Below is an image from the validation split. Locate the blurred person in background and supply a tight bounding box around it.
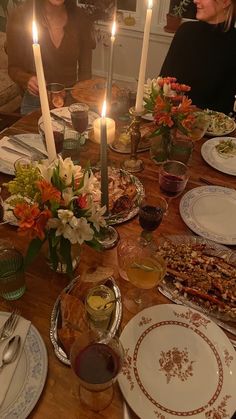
[6,0,96,114]
[160,0,236,114]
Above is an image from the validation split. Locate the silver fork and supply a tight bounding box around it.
[0,309,20,342]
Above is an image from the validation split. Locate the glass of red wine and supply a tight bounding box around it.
[70,329,124,412]
[69,103,89,134]
[159,160,189,198]
[139,196,168,248]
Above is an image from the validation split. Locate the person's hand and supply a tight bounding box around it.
[27,76,39,96]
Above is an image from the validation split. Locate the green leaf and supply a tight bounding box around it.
[24,237,45,269]
[86,237,103,251]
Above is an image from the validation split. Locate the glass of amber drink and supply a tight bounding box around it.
[117,236,166,313]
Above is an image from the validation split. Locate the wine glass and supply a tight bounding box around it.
[68,103,89,151]
[68,103,89,133]
[139,196,168,248]
[70,329,124,412]
[159,160,189,199]
[117,236,166,313]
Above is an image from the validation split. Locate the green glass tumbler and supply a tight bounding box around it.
[0,248,26,300]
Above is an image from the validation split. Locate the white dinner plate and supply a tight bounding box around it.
[205,110,236,137]
[38,107,99,132]
[118,304,236,419]
[0,312,48,419]
[0,134,47,176]
[201,137,236,176]
[179,186,236,244]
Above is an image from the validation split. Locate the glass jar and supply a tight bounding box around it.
[85,285,115,330]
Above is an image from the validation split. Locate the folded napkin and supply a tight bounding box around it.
[0,315,31,407]
[0,134,47,175]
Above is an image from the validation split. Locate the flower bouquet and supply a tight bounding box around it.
[144,76,197,137]
[4,157,107,276]
[143,77,209,163]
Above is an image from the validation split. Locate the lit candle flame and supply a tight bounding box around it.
[148,0,153,9]
[32,21,38,44]
[102,100,107,118]
[111,20,116,37]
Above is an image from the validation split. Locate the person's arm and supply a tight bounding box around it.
[6,8,38,94]
[77,14,96,81]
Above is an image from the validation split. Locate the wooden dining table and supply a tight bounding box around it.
[0,109,235,419]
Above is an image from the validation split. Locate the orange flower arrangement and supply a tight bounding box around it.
[144,76,197,137]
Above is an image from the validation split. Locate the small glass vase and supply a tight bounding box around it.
[46,242,81,275]
[150,130,193,166]
[150,131,171,164]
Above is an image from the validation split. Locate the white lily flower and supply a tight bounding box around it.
[37,159,54,182]
[58,157,76,186]
[80,171,101,197]
[62,187,74,206]
[88,204,106,232]
[58,209,74,224]
[64,217,94,244]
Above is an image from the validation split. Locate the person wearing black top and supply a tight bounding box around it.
[160,0,236,114]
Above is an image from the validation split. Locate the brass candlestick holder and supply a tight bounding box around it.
[121,107,145,173]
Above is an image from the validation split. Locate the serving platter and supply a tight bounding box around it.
[156,234,236,324]
[109,137,151,154]
[118,304,236,419]
[50,276,122,365]
[201,137,236,176]
[205,110,236,136]
[93,167,145,225]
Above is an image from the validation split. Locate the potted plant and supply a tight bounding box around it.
[164,0,192,33]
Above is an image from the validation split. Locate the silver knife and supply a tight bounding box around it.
[1,146,29,158]
[8,135,48,158]
[158,285,236,337]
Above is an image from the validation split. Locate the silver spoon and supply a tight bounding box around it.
[0,335,21,369]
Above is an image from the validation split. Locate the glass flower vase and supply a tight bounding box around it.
[150,131,171,164]
[46,236,81,275]
[150,130,193,166]
[169,131,194,165]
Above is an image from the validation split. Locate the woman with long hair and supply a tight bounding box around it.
[7,0,96,114]
[161,0,236,114]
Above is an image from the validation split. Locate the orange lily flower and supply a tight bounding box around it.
[14,202,51,240]
[37,180,61,203]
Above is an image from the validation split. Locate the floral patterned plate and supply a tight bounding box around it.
[118,304,236,419]
[0,312,48,419]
